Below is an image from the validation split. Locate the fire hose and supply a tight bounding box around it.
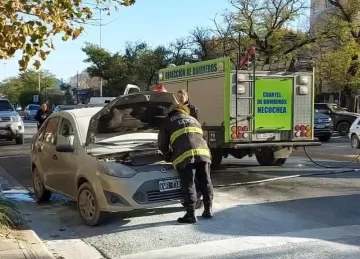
[213,146,360,188]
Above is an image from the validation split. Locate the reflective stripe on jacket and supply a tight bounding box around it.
[158,111,211,169]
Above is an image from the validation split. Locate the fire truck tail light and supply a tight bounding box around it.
[242,133,249,138]
[294,124,311,138]
[242,126,249,131]
[231,126,237,133]
[237,126,242,132]
[231,133,236,139]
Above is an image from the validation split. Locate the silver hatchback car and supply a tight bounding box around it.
[30,92,184,226]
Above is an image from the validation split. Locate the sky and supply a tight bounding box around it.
[0,0,232,82]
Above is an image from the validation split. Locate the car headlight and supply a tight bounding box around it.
[98,162,137,178]
[11,115,22,122]
[328,118,331,121]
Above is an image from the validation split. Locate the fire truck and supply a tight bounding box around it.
[157,55,320,169]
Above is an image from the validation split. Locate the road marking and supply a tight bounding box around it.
[122,225,360,259]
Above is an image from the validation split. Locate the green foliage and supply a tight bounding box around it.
[0,70,58,106]
[0,0,135,71]
[226,0,313,64]
[82,41,172,95]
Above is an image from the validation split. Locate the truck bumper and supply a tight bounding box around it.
[233,141,321,149]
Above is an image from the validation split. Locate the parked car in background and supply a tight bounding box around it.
[30,91,184,226]
[0,98,24,144]
[24,104,40,120]
[314,111,333,142]
[314,103,359,136]
[349,117,360,149]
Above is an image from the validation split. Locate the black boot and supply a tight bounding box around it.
[178,205,197,224]
[202,201,213,219]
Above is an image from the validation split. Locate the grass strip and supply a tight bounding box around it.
[0,197,20,229]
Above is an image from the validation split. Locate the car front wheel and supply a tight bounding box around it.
[318,134,331,142]
[337,122,351,136]
[77,182,107,226]
[15,135,24,145]
[351,134,360,149]
[33,167,51,202]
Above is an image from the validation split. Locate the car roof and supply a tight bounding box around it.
[61,107,103,118]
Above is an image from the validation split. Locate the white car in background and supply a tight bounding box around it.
[349,117,360,149]
[30,91,183,226]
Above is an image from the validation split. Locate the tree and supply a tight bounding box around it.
[312,0,360,110]
[0,70,58,106]
[0,0,135,70]
[67,71,100,89]
[222,0,315,64]
[82,41,171,95]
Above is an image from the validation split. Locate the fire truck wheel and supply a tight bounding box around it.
[255,149,286,166]
[210,148,223,170]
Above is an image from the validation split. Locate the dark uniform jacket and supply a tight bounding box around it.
[35,109,52,126]
[184,100,199,120]
[158,110,211,170]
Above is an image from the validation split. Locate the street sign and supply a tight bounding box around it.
[33,95,39,103]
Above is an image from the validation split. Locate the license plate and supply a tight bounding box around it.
[159,179,182,192]
[0,130,7,135]
[256,133,274,139]
[315,125,325,129]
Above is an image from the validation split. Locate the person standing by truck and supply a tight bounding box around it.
[35,103,52,130]
[158,104,214,224]
[177,89,199,120]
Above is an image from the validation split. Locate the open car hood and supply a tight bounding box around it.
[85,91,178,148]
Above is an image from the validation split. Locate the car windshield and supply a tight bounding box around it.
[328,104,346,113]
[0,100,14,111]
[29,105,40,110]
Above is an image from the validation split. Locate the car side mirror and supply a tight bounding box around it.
[55,143,74,153]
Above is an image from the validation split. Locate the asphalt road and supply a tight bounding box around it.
[1,122,360,258]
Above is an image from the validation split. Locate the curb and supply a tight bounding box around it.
[292,150,360,163]
[12,229,55,259]
[0,166,55,259]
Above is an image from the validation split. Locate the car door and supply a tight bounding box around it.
[35,116,60,188]
[50,116,78,197]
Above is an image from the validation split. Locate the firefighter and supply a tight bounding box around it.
[176,89,199,120]
[158,104,214,224]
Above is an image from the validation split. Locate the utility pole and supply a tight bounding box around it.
[76,71,79,104]
[99,9,103,97]
[38,70,41,104]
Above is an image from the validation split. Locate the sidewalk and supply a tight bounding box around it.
[0,167,55,259]
[0,229,54,259]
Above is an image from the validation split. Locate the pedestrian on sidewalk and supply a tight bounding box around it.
[158,104,214,224]
[35,103,52,130]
